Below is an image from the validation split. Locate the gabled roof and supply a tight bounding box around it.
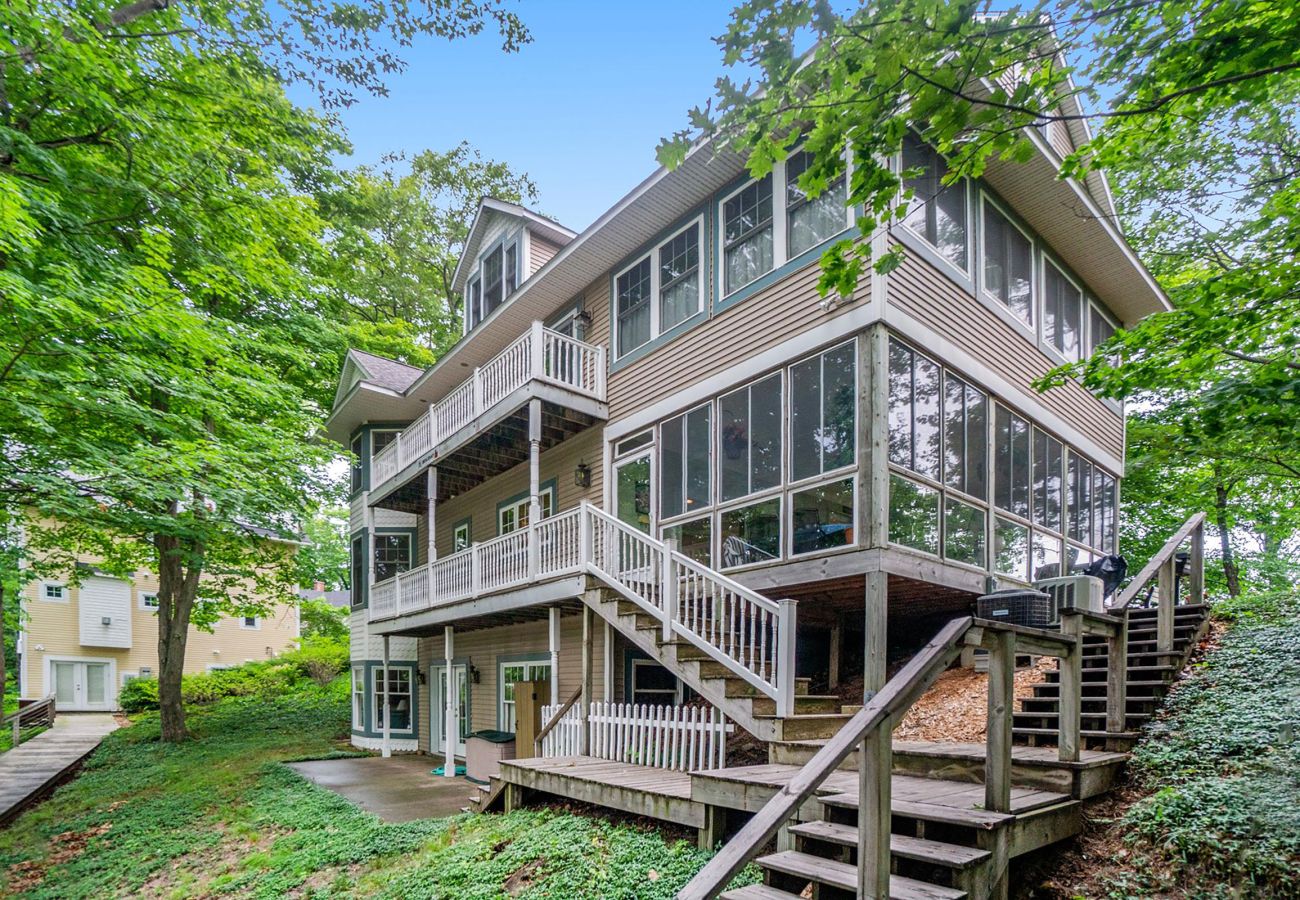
[450,198,577,294]
[332,349,422,411]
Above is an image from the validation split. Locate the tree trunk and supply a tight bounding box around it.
[1,580,7,713]
[1213,477,1241,597]
[154,530,204,742]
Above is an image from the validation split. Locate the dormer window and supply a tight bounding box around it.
[467,237,521,331]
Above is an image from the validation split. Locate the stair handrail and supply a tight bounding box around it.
[677,611,1123,900]
[1114,512,1206,610]
[579,502,796,713]
[534,686,583,756]
[4,693,56,748]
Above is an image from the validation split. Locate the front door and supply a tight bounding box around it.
[431,664,469,758]
[51,660,113,711]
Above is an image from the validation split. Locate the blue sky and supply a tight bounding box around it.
[327,2,741,231]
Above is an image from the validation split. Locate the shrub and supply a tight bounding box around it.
[280,636,350,686]
[118,677,160,713]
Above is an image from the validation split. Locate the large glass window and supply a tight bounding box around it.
[659,222,701,331]
[1093,468,1117,552]
[944,497,986,567]
[993,406,1030,519]
[351,667,365,730]
[1032,429,1064,534]
[374,533,412,582]
[720,498,781,568]
[943,373,987,499]
[790,342,856,482]
[616,257,652,357]
[888,339,941,482]
[786,149,848,258]
[994,517,1030,580]
[889,475,940,555]
[661,404,711,520]
[467,277,483,328]
[350,535,365,606]
[723,175,774,294]
[1088,305,1116,357]
[791,478,854,556]
[500,659,551,731]
[1043,260,1082,361]
[373,667,412,733]
[902,135,968,270]
[719,374,782,501]
[982,201,1034,327]
[350,434,364,493]
[1032,531,1063,580]
[504,244,518,297]
[663,516,711,565]
[482,244,504,315]
[1068,454,1093,545]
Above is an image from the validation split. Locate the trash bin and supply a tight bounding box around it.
[465,730,516,783]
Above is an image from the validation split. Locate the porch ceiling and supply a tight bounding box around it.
[372,401,599,514]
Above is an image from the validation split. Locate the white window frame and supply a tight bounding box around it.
[240,616,260,630]
[630,659,683,706]
[453,521,472,553]
[978,191,1037,336]
[498,485,555,535]
[897,137,971,280]
[613,215,705,360]
[498,657,552,731]
[40,581,68,602]
[787,339,859,488]
[718,148,854,301]
[351,666,365,730]
[1041,255,1086,365]
[139,591,159,611]
[371,665,415,735]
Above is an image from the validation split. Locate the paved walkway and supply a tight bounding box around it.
[0,713,119,826]
[287,755,478,823]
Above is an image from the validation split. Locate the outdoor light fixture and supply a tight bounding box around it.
[574,461,592,488]
[574,310,592,336]
[417,670,427,686]
[469,663,481,684]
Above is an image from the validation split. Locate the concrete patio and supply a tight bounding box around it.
[287,755,478,823]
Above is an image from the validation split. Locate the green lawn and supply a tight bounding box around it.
[0,679,746,899]
[1092,589,1300,897]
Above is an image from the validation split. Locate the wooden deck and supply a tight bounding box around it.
[498,756,704,827]
[0,714,119,826]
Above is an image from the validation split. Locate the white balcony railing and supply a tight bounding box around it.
[368,501,799,718]
[370,323,606,489]
[539,701,732,772]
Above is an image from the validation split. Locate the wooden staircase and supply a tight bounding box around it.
[1013,604,1211,750]
[585,585,853,742]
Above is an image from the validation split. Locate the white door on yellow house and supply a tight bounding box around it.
[431,664,469,758]
[50,659,113,711]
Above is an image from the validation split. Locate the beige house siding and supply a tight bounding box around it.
[21,570,298,703]
[432,427,603,555]
[529,234,564,276]
[886,241,1125,461]
[415,612,607,754]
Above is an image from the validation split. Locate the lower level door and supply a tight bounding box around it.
[431,664,469,758]
[51,660,113,711]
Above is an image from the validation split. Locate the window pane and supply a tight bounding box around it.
[1032,530,1062,580]
[791,356,820,482]
[685,405,711,513]
[1044,261,1081,361]
[1089,306,1116,356]
[1093,469,1115,551]
[374,534,411,582]
[944,374,987,499]
[889,474,939,555]
[351,537,365,605]
[660,416,683,519]
[660,223,700,330]
[983,203,1033,326]
[720,374,782,502]
[483,245,504,313]
[888,339,914,470]
[720,498,781,568]
[505,244,518,296]
[902,135,967,270]
[350,435,363,493]
[663,517,711,565]
[821,343,857,471]
[719,387,749,502]
[888,339,939,481]
[1068,454,1093,544]
[616,257,652,356]
[787,150,847,257]
[994,517,1030,580]
[944,498,986,566]
[791,478,854,556]
[994,406,1030,518]
[1032,429,1063,532]
[724,176,774,293]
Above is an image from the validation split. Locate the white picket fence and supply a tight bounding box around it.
[538,701,733,772]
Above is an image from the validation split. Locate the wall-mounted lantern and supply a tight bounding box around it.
[574,461,592,489]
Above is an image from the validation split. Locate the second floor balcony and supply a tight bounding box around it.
[369,322,606,503]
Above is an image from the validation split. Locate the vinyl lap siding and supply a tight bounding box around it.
[886,242,1124,460]
[529,234,564,277]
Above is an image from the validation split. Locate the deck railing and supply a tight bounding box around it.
[676,608,1129,900]
[1113,512,1206,653]
[370,322,605,489]
[368,501,798,718]
[3,694,56,749]
[539,701,732,772]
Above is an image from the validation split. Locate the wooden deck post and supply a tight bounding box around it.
[858,323,890,551]
[381,635,391,759]
[699,804,725,851]
[858,723,892,900]
[828,614,843,691]
[864,570,888,699]
[1106,609,1129,750]
[1058,614,1082,763]
[661,538,678,644]
[603,620,614,701]
[444,625,456,777]
[1188,521,1205,605]
[984,629,1015,813]
[548,607,561,707]
[1156,557,1176,653]
[580,604,594,756]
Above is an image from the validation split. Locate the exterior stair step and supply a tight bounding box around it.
[789,820,992,870]
[751,850,966,900]
[1013,727,1139,743]
[819,792,1013,832]
[751,712,856,740]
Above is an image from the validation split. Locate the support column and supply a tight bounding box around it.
[828,613,843,691]
[863,570,888,700]
[548,607,561,707]
[580,604,594,756]
[426,467,437,564]
[603,620,614,701]
[857,323,890,551]
[984,629,1014,813]
[364,496,376,600]
[444,625,456,778]
[1156,556,1176,653]
[381,634,391,758]
[859,568,890,899]
[528,398,542,579]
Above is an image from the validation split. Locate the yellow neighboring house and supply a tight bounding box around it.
[18,552,300,712]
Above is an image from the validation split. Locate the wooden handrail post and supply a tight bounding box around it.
[580,604,594,756]
[776,598,798,718]
[11,711,18,748]
[985,629,1015,813]
[661,539,678,643]
[1106,609,1129,750]
[1188,521,1205,605]
[471,365,483,415]
[858,723,892,900]
[531,319,546,378]
[1156,557,1176,652]
[578,502,592,568]
[1058,613,1083,763]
